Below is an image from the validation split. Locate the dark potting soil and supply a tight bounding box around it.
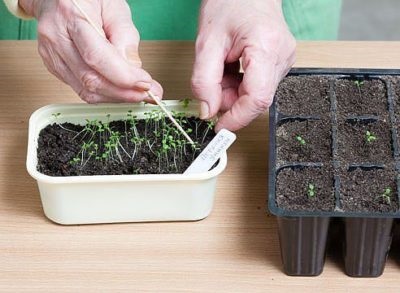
[276,119,331,163]
[37,117,215,176]
[340,168,398,213]
[276,167,335,212]
[392,77,400,145]
[335,78,387,117]
[276,75,330,116]
[337,120,392,164]
[394,77,400,114]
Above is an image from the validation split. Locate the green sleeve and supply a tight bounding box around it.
[283,0,342,40]
[129,0,201,40]
[0,0,342,41]
[0,0,37,39]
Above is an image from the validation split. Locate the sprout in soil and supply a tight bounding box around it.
[365,130,377,143]
[180,98,191,109]
[201,120,216,144]
[64,108,211,174]
[51,112,76,133]
[354,80,364,98]
[379,187,392,205]
[307,183,315,198]
[296,135,306,146]
[354,80,364,88]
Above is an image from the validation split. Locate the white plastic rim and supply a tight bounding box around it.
[26,101,227,224]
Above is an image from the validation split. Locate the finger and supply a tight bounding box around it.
[68,19,152,90]
[56,38,162,102]
[219,74,240,112]
[40,49,110,104]
[215,49,277,132]
[101,0,142,66]
[191,35,227,119]
[39,42,151,104]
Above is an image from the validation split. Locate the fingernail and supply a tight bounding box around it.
[135,81,152,91]
[200,102,209,119]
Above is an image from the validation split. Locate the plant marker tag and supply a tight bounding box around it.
[184,129,236,174]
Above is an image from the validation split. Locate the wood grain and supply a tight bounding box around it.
[1,41,400,292]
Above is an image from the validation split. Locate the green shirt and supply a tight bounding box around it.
[0,0,342,40]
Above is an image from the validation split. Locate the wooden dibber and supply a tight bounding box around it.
[71,0,195,145]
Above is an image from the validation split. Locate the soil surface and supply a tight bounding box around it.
[37,117,215,176]
[276,75,331,116]
[276,167,335,212]
[276,119,332,163]
[340,168,398,213]
[394,76,400,115]
[274,74,399,214]
[392,77,400,146]
[337,120,392,164]
[335,78,387,117]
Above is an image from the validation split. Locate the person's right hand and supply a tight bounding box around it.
[19,0,163,103]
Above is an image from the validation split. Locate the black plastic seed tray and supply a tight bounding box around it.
[268,68,400,277]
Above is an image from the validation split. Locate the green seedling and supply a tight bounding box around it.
[365,130,377,143]
[296,135,306,145]
[201,120,216,144]
[180,98,191,109]
[354,80,364,88]
[354,80,364,98]
[51,112,76,133]
[379,187,392,205]
[69,157,81,165]
[307,183,316,198]
[67,107,215,173]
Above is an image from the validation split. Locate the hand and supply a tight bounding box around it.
[192,0,296,131]
[19,0,163,103]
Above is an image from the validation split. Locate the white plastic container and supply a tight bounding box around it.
[26,101,227,225]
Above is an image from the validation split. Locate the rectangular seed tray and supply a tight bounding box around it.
[268,68,400,277]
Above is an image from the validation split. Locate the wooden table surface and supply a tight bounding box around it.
[1,41,400,292]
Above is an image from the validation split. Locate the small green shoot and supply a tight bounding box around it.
[354,80,364,88]
[296,135,306,145]
[365,130,377,143]
[51,112,76,133]
[379,187,392,205]
[66,108,209,173]
[307,183,315,198]
[52,113,61,119]
[354,80,364,98]
[201,119,216,144]
[180,98,191,109]
[69,157,81,165]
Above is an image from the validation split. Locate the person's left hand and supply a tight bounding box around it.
[192,0,296,131]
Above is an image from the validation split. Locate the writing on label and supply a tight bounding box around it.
[184,129,236,174]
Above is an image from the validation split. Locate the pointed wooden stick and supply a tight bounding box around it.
[147,91,194,144]
[71,0,195,145]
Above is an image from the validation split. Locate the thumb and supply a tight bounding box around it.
[102,0,142,67]
[191,35,226,119]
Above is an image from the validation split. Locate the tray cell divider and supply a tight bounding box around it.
[385,79,400,210]
[330,76,341,210]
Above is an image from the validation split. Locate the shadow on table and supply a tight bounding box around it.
[231,116,282,272]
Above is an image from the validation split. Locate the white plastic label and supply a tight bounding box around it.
[184,129,236,174]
